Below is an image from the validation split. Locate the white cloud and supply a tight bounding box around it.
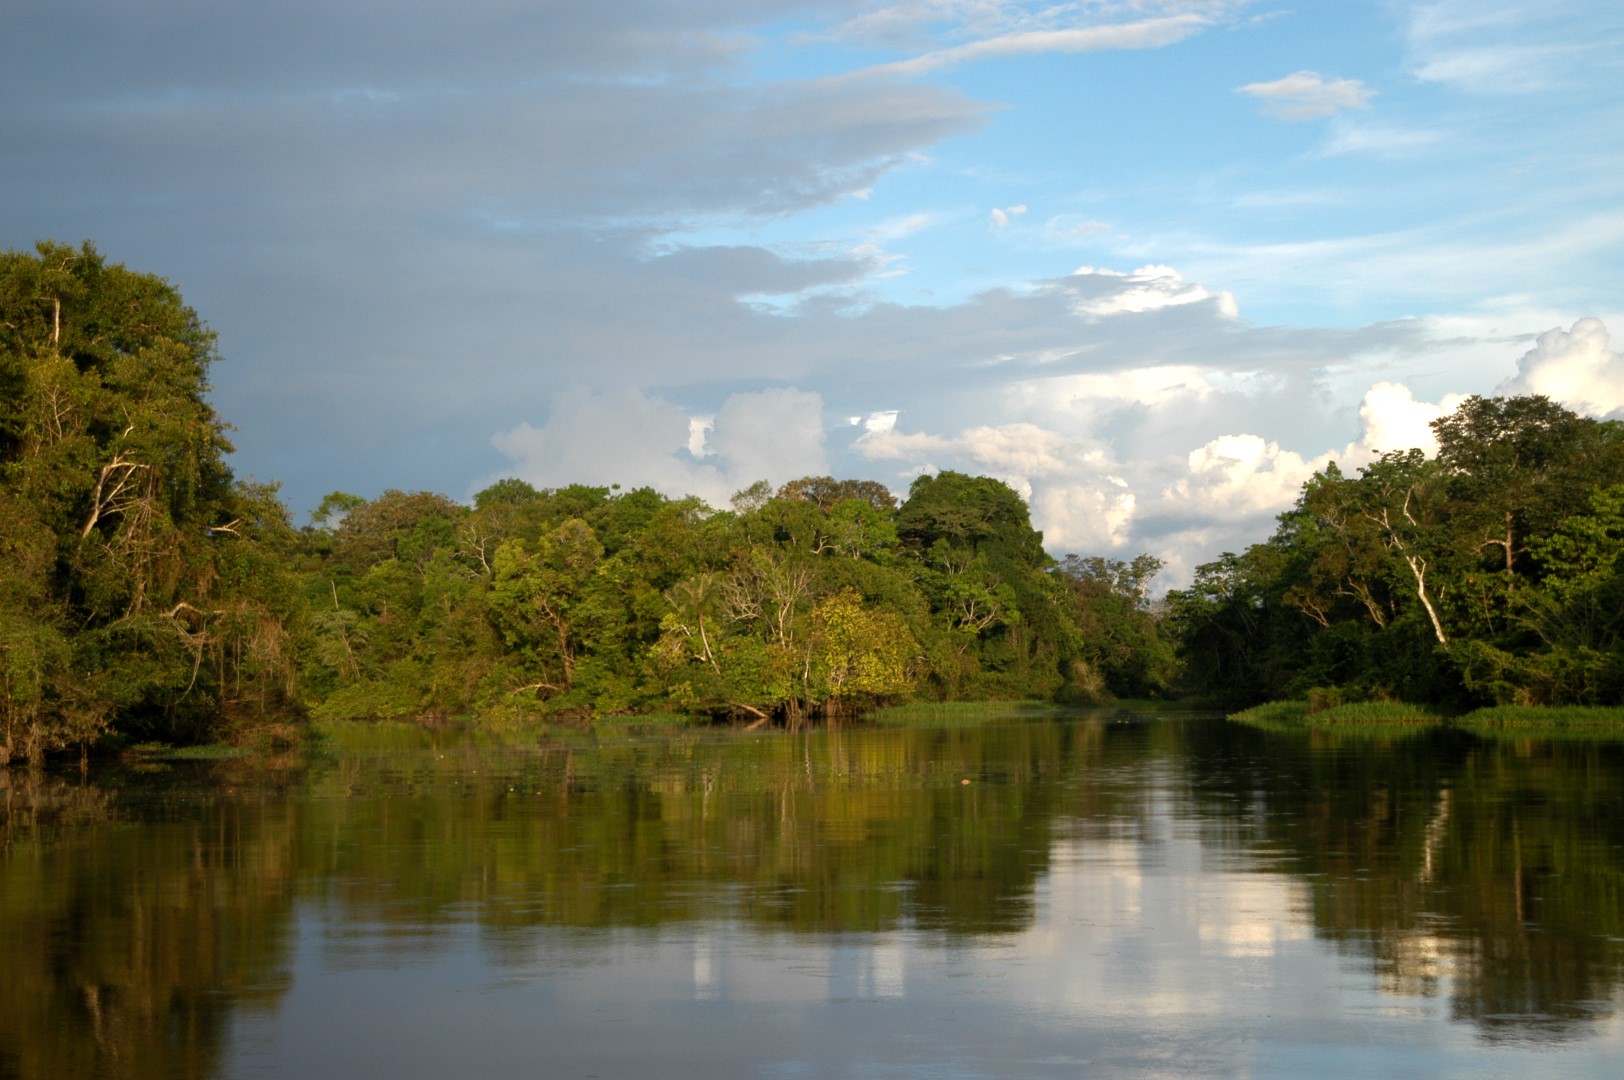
[853,412,1134,551]
[868,212,937,240]
[1413,45,1561,94]
[954,422,1078,477]
[1236,71,1374,121]
[688,416,715,457]
[490,386,827,507]
[1148,380,1469,547]
[1342,381,1460,462]
[1401,0,1613,95]
[988,203,1027,229]
[1230,188,1343,210]
[852,423,954,463]
[1498,317,1624,417]
[1006,365,1218,417]
[826,2,1250,51]
[856,416,1099,479]
[1163,434,1331,519]
[708,387,831,488]
[1068,265,1238,319]
[855,14,1214,78]
[1034,480,1136,552]
[864,410,900,433]
[839,322,1563,576]
[1316,122,1439,158]
[1138,210,1624,316]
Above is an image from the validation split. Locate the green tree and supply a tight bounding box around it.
[1057,554,1172,698]
[811,589,919,707]
[488,519,604,701]
[1,241,300,755]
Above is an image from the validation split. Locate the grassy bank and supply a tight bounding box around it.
[1228,700,1445,732]
[1454,705,1624,737]
[1229,699,1624,737]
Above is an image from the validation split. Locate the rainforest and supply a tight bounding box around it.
[4,242,1624,764]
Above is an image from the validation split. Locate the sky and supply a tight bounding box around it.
[5,0,1624,584]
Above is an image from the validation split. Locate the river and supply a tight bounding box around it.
[3,709,1621,1077]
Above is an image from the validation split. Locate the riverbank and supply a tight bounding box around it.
[1228,699,1624,736]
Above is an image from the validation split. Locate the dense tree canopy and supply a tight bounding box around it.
[0,237,1169,753]
[17,242,1622,757]
[1167,396,1624,708]
[1,242,300,763]
[290,466,1161,728]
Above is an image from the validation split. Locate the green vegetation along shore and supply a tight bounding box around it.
[1230,700,1624,738]
[5,241,1624,764]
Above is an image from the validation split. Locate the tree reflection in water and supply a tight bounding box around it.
[1,715,1621,1076]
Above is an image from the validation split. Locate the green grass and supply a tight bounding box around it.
[1310,701,1444,726]
[1230,699,1624,740]
[1455,705,1624,736]
[1227,699,1443,732]
[1226,700,1310,731]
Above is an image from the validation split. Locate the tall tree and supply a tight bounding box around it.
[1,242,297,757]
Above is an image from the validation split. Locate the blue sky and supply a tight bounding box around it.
[5,1,1622,582]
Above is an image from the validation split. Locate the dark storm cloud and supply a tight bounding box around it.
[4,1,788,93]
[0,0,1451,560]
[0,1,995,504]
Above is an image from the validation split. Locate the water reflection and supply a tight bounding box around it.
[0,765,299,1080]
[1198,723,1624,1043]
[2,715,1622,1077]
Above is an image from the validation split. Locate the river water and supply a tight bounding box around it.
[3,709,1622,1078]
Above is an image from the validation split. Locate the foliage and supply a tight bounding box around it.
[1,242,301,762]
[28,242,1624,752]
[286,467,1184,726]
[1172,395,1624,711]
[1455,704,1624,734]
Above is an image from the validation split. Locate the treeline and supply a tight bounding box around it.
[1168,396,1624,708]
[8,242,1623,761]
[289,473,1169,730]
[0,243,1170,762]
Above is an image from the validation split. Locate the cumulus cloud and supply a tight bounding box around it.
[1033,480,1137,552]
[1162,434,1331,520]
[857,416,1101,480]
[1498,318,1624,418]
[853,411,1133,551]
[1236,71,1373,120]
[7,0,1614,601]
[708,387,832,486]
[1341,381,1468,463]
[491,386,827,507]
[1004,366,1218,423]
[835,330,1553,584]
[1144,380,1471,548]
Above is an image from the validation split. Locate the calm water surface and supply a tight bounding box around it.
[3,710,1623,1078]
